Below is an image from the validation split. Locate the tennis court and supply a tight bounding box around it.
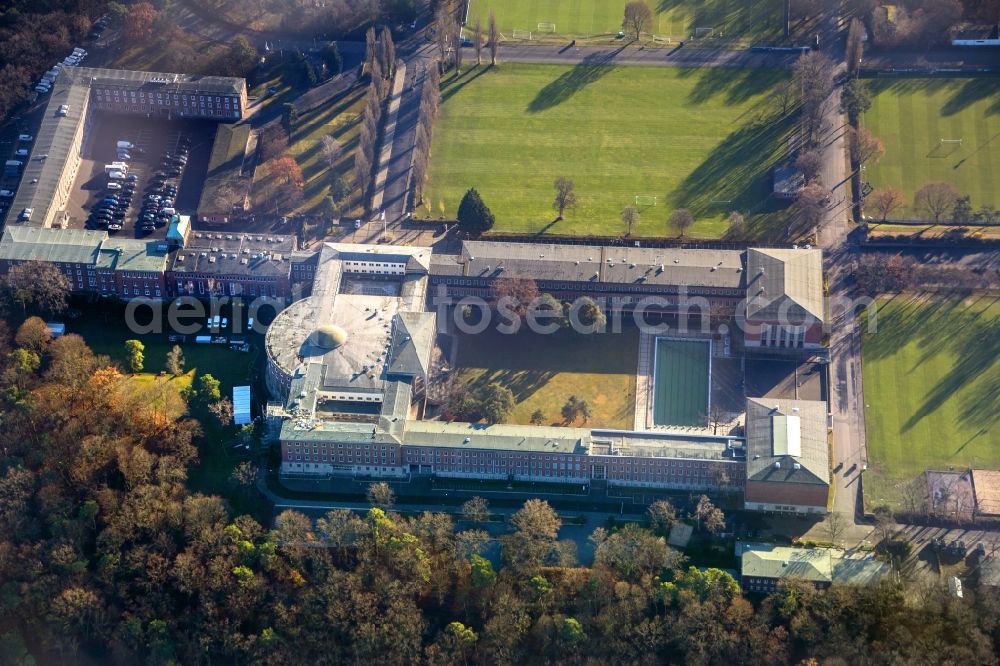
[652,338,711,427]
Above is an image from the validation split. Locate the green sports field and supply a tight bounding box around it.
[862,77,1000,216]
[862,295,1000,509]
[465,0,783,42]
[652,338,710,426]
[423,63,791,238]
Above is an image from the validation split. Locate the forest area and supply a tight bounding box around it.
[0,312,997,664]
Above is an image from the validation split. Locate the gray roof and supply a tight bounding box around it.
[773,167,805,195]
[100,239,170,274]
[746,397,829,486]
[386,311,436,377]
[66,66,246,97]
[454,241,745,290]
[591,429,742,462]
[402,421,591,454]
[171,232,294,277]
[745,248,824,322]
[198,123,251,215]
[9,72,93,226]
[0,227,106,264]
[740,544,890,585]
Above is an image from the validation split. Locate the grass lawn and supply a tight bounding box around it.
[862,294,1000,509]
[453,326,640,429]
[66,312,257,497]
[423,63,792,238]
[653,338,710,426]
[862,77,1000,216]
[250,56,367,219]
[466,0,783,43]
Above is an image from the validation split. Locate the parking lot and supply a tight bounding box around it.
[65,113,217,238]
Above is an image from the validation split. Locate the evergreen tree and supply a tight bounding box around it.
[456,188,495,232]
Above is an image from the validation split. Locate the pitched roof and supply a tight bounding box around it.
[457,241,745,289]
[972,469,1000,516]
[745,248,824,322]
[740,544,890,585]
[0,227,106,264]
[386,311,436,377]
[746,397,829,486]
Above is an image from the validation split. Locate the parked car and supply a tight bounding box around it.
[0,190,13,198]
[107,182,122,190]
[17,134,32,142]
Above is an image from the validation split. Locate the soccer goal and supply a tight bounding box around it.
[635,195,657,207]
[694,26,715,38]
[940,138,963,145]
[537,22,556,33]
[512,29,532,40]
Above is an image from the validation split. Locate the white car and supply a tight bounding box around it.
[15,148,28,157]
[107,182,121,190]
[17,134,32,142]
[35,85,51,93]
[19,207,32,221]
[0,190,14,198]
[57,104,69,116]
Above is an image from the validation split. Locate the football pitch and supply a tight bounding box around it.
[862,295,1000,509]
[862,77,1000,216]
[423,63,791,238]
[465,0,783,43]
[652,338,710,427]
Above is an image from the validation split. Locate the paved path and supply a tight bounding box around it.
[369,61,407,216]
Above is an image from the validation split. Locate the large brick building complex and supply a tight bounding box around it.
[265,240,828,507]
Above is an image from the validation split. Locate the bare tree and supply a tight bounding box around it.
[727,211,746,237]
[669,208,695,237]
[825,512,848,545]
[621,205,640,236]
[914,181,959,223]
[379,25,396,80]
[488,10,499,66]
[365,25,377,76]
[867,188,904,222]
[849,127,885,167]
[452,21,463,73]
[320,135,342,168]
[622,0,653,41]
[474,17,483,66]
[795,149,824,183]
[647,500,677,536]
[845,17,865,77]
[491,277,540,318]
[791,182,829,231]
[552,177,577,219]
[793,51,835,144]
[462,496,490,523]
[366,481,395,509]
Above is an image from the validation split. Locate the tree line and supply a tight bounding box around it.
[0,329,998,663]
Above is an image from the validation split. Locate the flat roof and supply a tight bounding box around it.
[402,421,590,454]
[100,239,170,274]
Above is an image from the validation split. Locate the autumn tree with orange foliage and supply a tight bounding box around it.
[124,2,157,43]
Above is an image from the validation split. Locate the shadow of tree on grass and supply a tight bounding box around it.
[526,48,626,113]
